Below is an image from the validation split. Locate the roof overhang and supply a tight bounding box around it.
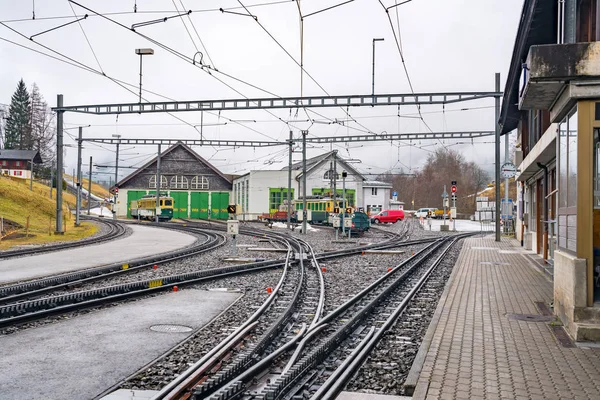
[499,0,557,135]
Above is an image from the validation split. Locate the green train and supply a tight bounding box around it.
[130,195,174,221]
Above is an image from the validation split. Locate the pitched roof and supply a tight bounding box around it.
[0,149,43,163]
[114,142,231,189]
[282,151,365,181]
[363,180,393,188]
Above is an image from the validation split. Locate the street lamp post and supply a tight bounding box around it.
[135,48,154,103]
[372,38,385,100]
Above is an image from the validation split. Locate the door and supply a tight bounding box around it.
[211,192,230,220]
[127,190,147,218]
[171,191,189,219]
[190,192,209,219]
[536,179,543,255]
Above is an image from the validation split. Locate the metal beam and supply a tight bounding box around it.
[83,131,494,147]
[51,92,503,115]
[84,138,282,147]
[304,131,495,143]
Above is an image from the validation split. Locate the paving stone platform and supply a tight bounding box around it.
[410,236,600,400]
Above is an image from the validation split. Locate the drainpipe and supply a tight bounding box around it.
[537,162,549,261]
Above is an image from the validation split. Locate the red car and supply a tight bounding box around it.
[371,209,405,223]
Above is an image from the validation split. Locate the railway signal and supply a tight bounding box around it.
[451,185,457,194]
[227,204,237,214]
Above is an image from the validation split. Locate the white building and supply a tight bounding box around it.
[362,180,393,215]
[232,151,367,219]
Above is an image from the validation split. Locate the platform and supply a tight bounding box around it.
[0,224,196,284]
[407,236,600,399]
[0,289,240,400]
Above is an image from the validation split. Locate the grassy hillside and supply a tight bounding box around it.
[64,174,110,199]
[0,176,97,250]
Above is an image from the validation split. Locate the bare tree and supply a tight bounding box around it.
[29,83,56,168]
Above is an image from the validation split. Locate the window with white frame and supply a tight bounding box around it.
[191,176,209,190]
[323,169,339,180]
[371,188,378,196]
[149,175,168,189]
[170,175,189,189]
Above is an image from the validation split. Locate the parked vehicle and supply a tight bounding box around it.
[414,208,436,218]
[371,209,405,224]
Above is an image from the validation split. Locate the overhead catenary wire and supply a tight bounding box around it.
[1,0,303,23]
[0,24,279,142]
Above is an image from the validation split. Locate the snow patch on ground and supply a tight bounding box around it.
[86,207,114,217]
[270,221,320,232]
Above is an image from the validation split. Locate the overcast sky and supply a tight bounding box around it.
[0,0,523,183]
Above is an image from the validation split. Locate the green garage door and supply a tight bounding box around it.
[127,190,147,218]
[190,192,209,219]
[211,192,229,220]
[171,191,189,219]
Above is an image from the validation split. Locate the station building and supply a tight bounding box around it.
[499,0,600,339]
[113,143,233,220]
[0,149,42,179]
[232,151,392,219]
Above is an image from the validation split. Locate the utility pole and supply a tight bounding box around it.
[88,156,92,215]
[494,73,501,241]
[333,151,337,205]
[302,130,307,235]
[50,164,53,199]
[504,118,510,233]
[155,144,161,223]
[113,134,121,220]
[29,155,34,191]
[55,94,64,234]
[342,171,346,235]
[75,126,82,226]
[287,130,293,230]
[372,38,385,103]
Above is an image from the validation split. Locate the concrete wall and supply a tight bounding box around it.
[554,250,589,339]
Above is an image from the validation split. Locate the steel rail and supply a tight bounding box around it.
[180,237,309,399]
[197,236,448,400]
[0,216,127,259]
[313,236,463,400]
[0,234,291,328]
[154,239,296,399]
[0,227,225,303]
[259,234,474,400]
[0,225,423,324]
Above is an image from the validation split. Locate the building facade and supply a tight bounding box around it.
[499,0,600,340]
[0,149,42,180]
[232,151,366,219]
[114,143,232,220]
[362,180,393,215]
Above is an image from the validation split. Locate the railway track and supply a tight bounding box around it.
[0,220,420,329]
[0,225,226,304]
[155,231,472,400]
[140,222,449,400]
[0,216,128,259]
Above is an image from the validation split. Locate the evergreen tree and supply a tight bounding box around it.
[5,79,31,149]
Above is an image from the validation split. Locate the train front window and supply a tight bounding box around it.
[164,200,173,206]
